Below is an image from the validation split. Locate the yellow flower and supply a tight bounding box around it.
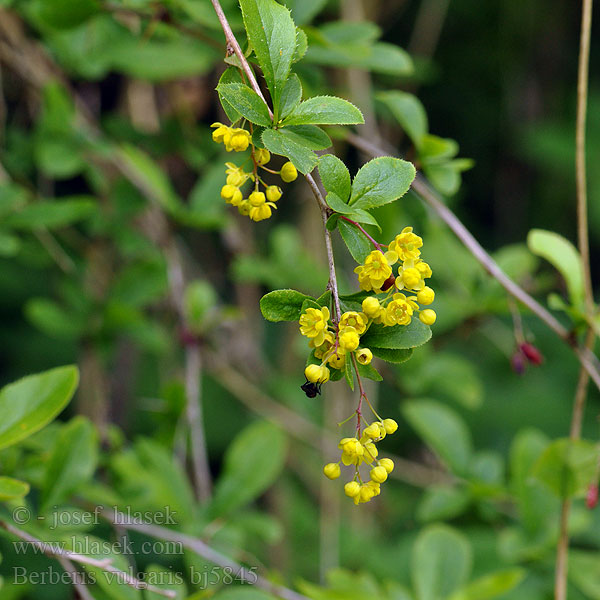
[280,161,298,182]
[327,351,345,370]
[225,162,249,187]
[305,364,330,383]
[226,128,251,152]
[237,199,251,216]
[323,463,341,480]
[370,466,388,483]
[344,481,361,498]
[340,311,368,334]
[266,185,282,202]
[299,306,330,346]
[378,458,394,474]
[211,122,231,144]
[417,286,435,305]
[420,309,437,325]
[395,259,432,292]
[382,293,413,326]
[356,348,373,365]
[388,227,423,262]
[249,203,275,222]
[311,330,335,359]
[339,326,360,352]
[383,418,398,434]
[362,441,378,464]
[354,250,392,292]
[339,437,364,465]
[254,148,271,165]
[249,191,266,207]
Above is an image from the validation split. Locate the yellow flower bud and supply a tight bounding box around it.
[280,161,298,182]
[323,463,341,480]
[378,458,394,473]
[339,327,359,352]
[419,309,436,325]
[266,185,282,202]
[228,129,251,152]
[305,364,330,383]
[249,191,266,207]
[344,481,361,498]
[364,423,380,439]
[327,351,345,370]
[401,267,421,289]
[370,466,388,483]
[226,171,246,187]
[361,296,382,318]
[359,484,375,503]
[356,348,373,365]
[230,189,243,206]
[249,203,273,221]
[383,418,398,434]
[417,286,435,305]
[254,148,271,165]
[220,184,237,199]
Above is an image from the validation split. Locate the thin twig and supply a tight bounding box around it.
[339,215,382,250]
[101,509,309,600]
[0,520,176,599]
[345,132,600,393]
[555,1,595,597]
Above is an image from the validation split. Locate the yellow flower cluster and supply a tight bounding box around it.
[355,227,437,327]
[212,122,298,222]
[323,418,398,505]
[299,306,374,385]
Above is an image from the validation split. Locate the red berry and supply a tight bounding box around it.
[381,275,396,291]
[586,484,598,509]
[519,343,544,365]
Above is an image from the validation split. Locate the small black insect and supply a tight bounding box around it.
[301,380,322,398]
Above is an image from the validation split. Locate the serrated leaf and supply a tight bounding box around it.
[360,319,431,350]
[216,82,272,127]
[293,28,308,63]
[262,128,318,174]
[349,157,416,210]
[239,0,296,118]
[279,74,303,119]
[338,218,371,263]
[210,421,288,517]
[326,192,354,214]
[403,399,473,474]
[319,154,351,201]
[377,90,428,147]
[527,229,585,309]
[260,289,311,321]
[282,95,364,126]
[0,477,30,501]
[0,366,79,450]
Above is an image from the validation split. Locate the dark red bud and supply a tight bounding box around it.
[511,352,527,375]
[586,484,599,509]
[381,275,396,291]
[519,343,544,365]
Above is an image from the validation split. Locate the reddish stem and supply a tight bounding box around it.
[351,353,366,436]
[339,216,382,251]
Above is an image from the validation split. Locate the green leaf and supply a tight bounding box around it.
[216,83,272,127]
[338,218,371,263]
[210,421,288,517]
[144,564,187,600]
[326,192,354,214]
[349,157,416,210]
[260,289,312,322]
[319,154,351,202]
[4,197,96,229]
[532,438,597,498]
[369,346,413,363]
[356,362,383,382]
[279,74,303,119]
[25,298,85,340]
[268,124,332,150]
[449,569,526,600]
[419,135,459,161]
[293,28,308,63]
[239,0,296,116]
[417,485,470,522]
[527,229,585,308]
[0,477,30,501]
[360,319,432,350]
[412,524,472,600]
[570,551,600,600]
[217,67,245,122]
[0,366,79,450]
[262,128,318,174]
[282,95,364,126]
[34,0,100,29]
[403,399,473,474]
[41,416,98,512]
[344,355,355,391]
[377,90,428,147]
